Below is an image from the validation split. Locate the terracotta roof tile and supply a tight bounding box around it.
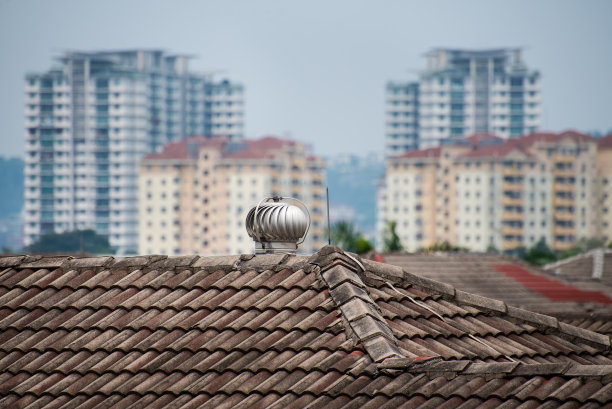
[1,248,611,406]
[598,134,612,148]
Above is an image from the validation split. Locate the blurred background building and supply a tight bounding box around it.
[139,136,326,255]
[386,48,541,157]
[23,50,243,254]
[377,131,612,252]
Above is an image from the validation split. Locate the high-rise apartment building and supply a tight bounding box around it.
[24,50,243,253]
[139,136,326,255]
[377,131,604,253]
[385,48,541,156]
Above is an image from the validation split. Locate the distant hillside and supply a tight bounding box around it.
[0,157,24,217]
[326,154,384,238]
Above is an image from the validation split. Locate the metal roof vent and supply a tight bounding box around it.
[246,196,310,254]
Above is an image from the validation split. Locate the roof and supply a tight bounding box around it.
[458,143,533,159]
[457,130,596,159]
[464,133,504,148]
[392,131,596,163]
[222,137,297,160]
[144,136,298,162]
[598,134,612,149]
[516,130,594,147]
[1,247,611,408]
[393,147,441,160]
[143,136,221,161]
[378,252,612,314]
[543,248,612,289]
[550,312,612,337]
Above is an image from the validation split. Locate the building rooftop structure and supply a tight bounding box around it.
[1,246,611,407]
[379,130,606,253]
[375,252,612,333]
[389,130,596,161]
[543,248,612,290]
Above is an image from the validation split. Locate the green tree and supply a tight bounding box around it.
[521,239,556,266]
[329,221,374,254]
[25,229,115,255]
[355,236,374,254]
[421,241,467,252]
[382,220,403,252]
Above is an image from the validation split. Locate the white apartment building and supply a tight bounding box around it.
[139,136,326,256]
[378,131,602,253]
[385,48,541,155]
[24,50,243,253]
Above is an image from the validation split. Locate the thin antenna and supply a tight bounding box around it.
[326,187,331,245]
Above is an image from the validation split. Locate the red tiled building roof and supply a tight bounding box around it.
[394,147,441,160]
[0,246,611,407]
[459,143,533,159]
[518,130,594,146]
[222,136,297,160]
[598,134,612,149]
[391,131,595,162]
[464,133,504,147]
[144,136,298,161]
[378,252,612,314]
[144,136,226,160]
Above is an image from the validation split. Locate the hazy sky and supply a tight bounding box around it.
[1,0,611,158]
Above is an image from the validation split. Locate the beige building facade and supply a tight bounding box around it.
[378,131,606,253]
[139,136,325,255]
[597,135,612,244]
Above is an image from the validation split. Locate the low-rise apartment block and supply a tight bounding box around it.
[378,131,606,252]
[139,136,326,255]
[597,134,612,243]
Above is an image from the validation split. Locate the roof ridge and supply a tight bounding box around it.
[379,359,612,382]
[307,246,404,362]
[543,247,612,271]
[2,253,310,275]
[361,258,611,349]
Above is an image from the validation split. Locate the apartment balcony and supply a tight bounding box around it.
[553,183,574,193]
[501,240,522,251]
[552,154,574,163]
[502,182,522,192]
[501,212,524,222]
[554,212,575,222]
[311,185,325,196]
[502,168,523,178]
[553,197,574,207]
[501,225,523,236]
[553,226,575,236]
[501,196,523,206]
[553,168,575,178]
[552,241,573,252]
